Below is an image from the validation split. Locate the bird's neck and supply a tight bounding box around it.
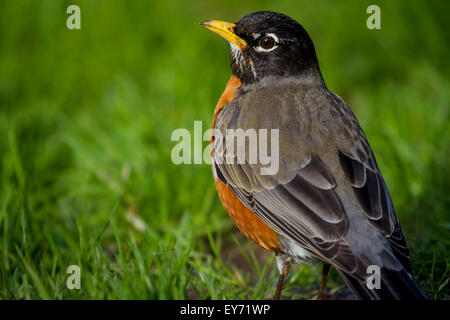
[236,66,326,90]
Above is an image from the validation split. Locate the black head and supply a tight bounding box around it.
[201,11,323,85]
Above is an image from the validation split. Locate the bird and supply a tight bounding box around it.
[200,11,427,300]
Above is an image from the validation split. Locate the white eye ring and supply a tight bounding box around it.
[254,33,279,52]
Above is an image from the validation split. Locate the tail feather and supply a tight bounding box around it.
[338,268,428,300]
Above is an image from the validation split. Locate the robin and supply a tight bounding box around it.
[200,11,427,300]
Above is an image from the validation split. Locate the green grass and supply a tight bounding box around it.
[0,0,449,299]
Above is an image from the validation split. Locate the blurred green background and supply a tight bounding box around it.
[0,0,448,299]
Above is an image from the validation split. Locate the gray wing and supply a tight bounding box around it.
[337,149,411,272]
[213,82,410,280]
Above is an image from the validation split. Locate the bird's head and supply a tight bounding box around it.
[200,11,323,85]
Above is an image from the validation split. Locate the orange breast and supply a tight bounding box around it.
[215,180,280,251]
[211,75,280,252]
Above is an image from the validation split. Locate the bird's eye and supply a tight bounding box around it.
[255,33,279,52]
[259,36,276,49]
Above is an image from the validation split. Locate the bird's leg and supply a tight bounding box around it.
[274,253,291,300]
[316,263,331,300]
[274,267,290,300]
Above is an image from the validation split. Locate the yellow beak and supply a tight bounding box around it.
[200,20,247,49]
